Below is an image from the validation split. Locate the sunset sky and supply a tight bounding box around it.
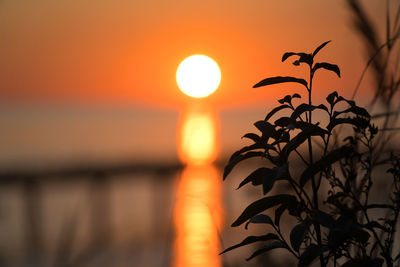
[1,0,387,108]
[0,0,390,167]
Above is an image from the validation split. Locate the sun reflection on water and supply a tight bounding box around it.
[174,109,222,267]
[178,109,218,165]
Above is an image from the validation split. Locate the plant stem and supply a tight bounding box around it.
[308,69,325,267]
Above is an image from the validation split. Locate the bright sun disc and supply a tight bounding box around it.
[176,55,221,98]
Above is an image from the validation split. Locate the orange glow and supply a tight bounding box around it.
[175,107,222,267]
[173,165,222,267]
[178,108,219,165]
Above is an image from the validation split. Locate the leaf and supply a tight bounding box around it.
[333,106,370,119]
[262,173,276,195]
[293,121,329,134]
[253,76,308,89]
[291,103,329,121]
[326,91,338,105]
[347,105,370,118]
[237,167,269,190]
[312,62,341,78]
[341,258,384,267]
[278,95,292,104]
[231,194,298,227]
[327,117,370,131]
[246,241,287,261]
[327,215,370,249]
[282,52,314,66]
[245,214,274,229]
[254,120,277,139]
[262,165,290,195]
[313,210,336,229]
[242,133,261,143]
[292,93,301,99]
[298,244,323,267]
[300,146,353,187]
[353,228,370,243]
[228,143,265,165]
[274,116,292,127]
[265,104,292,121]
[290,220,310,252]
[274,204,287,226]
[312,40,331,58]
[282,52,297,62]
[296,53,313,66]
[219,233,280,255]
[224,151,265,180]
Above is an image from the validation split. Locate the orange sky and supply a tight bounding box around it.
[0,0,388,110]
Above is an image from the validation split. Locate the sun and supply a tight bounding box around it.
[176,55,221,98]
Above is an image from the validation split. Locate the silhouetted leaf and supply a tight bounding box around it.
[312,62,341,77]
[265,104,292,121]
[333,106,370,119]
[326,91,338,105]
[262,165,290,194]
[312,40,331,58]
[228,143,267,165]
[273,129,290,143]
[253,76,308,89]
[345,99,355,106]
[254,120,277,139]
[353,229,370,243]
[246,241,287,261]
[245,214,274,229]
[300,146,353,187]
[313,210,337,229]
[282,52,299,62]
[262,173,276,195]
[219,233,280,255]
[224,151,265,180]
[278,95,292,104]
[242,133,261,143]
[237,168,269,190]
[275,204,287,226]
[290,220,310,252]
[347,105,370,118]
[231,194,298,227]
[293,121,329,134]
[298,244,323,267]
[292,93,301,99]
[282,52,313,66]
[275,116,292,127]
[342,258,383,267]
[327,117,370,131]
[327,215,370,249]
[291,103,329,121]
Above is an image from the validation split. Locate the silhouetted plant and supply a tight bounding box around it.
[221,41,400,267]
